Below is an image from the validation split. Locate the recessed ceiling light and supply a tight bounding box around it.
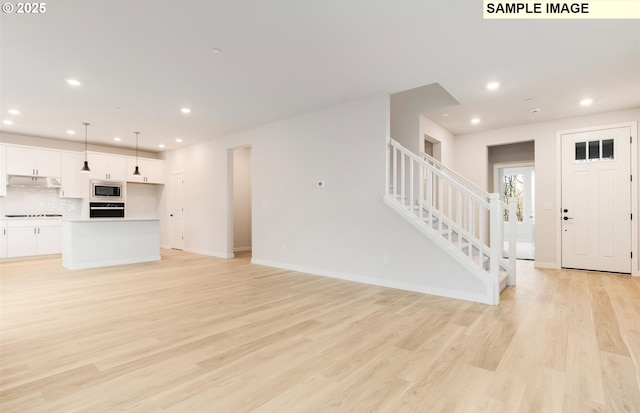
[66,129,76,135]
[524,98,534,102]
[211,48,222,54]
[471,118,481,124]
[158,144,165,148]
[2,120,14,125]
[530,108,541,114]
[66,79,81,86]
[180,107,191,114]
[176,138,183,143]
[486,82,500,90]
[8,109,20,115]
[114,137,121,142]
[580,98,593,106]
[442,113,449,117]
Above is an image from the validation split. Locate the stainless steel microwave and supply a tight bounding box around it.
[90,181,124,201]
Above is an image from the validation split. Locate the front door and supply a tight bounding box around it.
[561,126,631,273]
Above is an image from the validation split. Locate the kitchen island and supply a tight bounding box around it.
[62,218,160,269]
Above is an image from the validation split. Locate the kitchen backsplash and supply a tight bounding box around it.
[0,187,82,218]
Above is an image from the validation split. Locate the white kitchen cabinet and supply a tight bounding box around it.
[0,145,6,197]
[7,227,38,257]
[6,146,61,177]
[6,219,62,258]
[36,226,63,255]
[60,152,88,198]
[0,220,7,258]
[87,153,127,181]
[126,158,165,184]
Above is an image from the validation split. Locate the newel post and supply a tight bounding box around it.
[489,193,501,304]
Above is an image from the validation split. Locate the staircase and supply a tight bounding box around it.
[384,137,517,305]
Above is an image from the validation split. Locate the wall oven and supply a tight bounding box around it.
[89,202,125,218]
[90,181,124,202]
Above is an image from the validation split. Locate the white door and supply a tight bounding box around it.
[561,126,631,273]
[170,173,185,250]
[498,165,535,260]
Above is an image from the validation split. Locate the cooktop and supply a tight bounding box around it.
[4,214,63,218]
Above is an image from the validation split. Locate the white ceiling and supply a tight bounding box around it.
[1,1,638,152]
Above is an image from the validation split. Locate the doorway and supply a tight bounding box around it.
[228,146,252,257]
[495,164,535,260]
[561,126,631,273]
[169,172,184,250]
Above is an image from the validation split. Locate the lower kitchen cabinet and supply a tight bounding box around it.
[0,221,6,258]
[6,219,62,258]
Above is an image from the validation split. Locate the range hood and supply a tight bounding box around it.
[7,175,62,188]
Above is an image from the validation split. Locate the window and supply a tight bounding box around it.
[502,173,524,222]
[588,141,600,159]
[575,139,614,162]
[602,139,614,159]
[575,142,586,160]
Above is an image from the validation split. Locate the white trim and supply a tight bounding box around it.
[556,121,638,275]
[184,247,234,259]
[633,123,639,277]
[251,258,494,305]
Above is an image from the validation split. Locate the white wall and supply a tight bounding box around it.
[420,115,456,166]
[125,183,163,219]
[163,95,489,302]
[453,108,640,269]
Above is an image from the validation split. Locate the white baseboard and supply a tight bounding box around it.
[184,248,234,259]
[250,258,493,305]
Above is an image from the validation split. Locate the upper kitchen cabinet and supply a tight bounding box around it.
[60,152,87,198]
[6,146,61,177]
[87,153,127,182]
[126,158,165,184]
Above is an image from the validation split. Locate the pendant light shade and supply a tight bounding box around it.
[80,122,91,173]
[133,131,141,176]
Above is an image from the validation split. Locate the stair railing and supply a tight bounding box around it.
[386,137,517,295]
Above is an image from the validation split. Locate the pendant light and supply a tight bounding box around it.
[133,131,141,176]
[80,122,91,173]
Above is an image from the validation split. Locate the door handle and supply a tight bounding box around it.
[563,216,573,221]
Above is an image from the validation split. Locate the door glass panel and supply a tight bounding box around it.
[602,139,614,159]
[575,142,586,160]
[502,174,524,222]
[589,140,600,159]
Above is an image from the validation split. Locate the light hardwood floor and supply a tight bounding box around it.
[1,250,639,412]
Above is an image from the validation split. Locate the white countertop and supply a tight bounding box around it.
[64,218,160,222]
[3,216,64,220]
